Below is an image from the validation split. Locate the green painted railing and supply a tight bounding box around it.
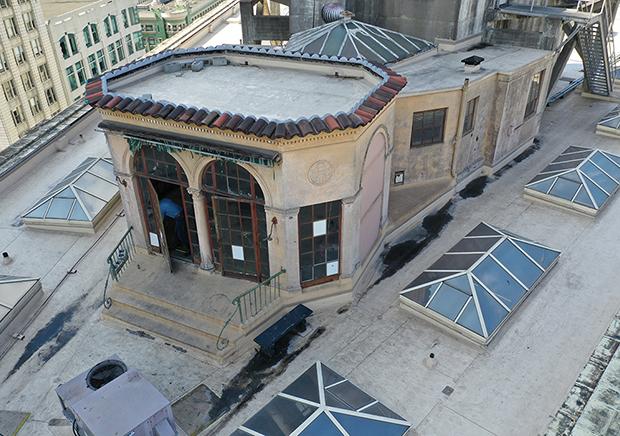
[107,227,135,281]
[217,269,286,350]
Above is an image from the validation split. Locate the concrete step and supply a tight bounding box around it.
[112,282,240,330]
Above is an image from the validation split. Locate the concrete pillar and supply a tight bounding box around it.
[115,171,147,249]
[265,206,301,294]
[188,187,215,271]
[340,193,362,278]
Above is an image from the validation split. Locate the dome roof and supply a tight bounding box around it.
[286,17,435,65]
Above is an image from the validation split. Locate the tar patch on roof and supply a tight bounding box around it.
[400,223,560,345]
[233,361,411,436]
[525,146,620,215]
[22,158,120,233]
[286,18,434,65]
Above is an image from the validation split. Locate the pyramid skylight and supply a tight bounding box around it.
[524,147,620,215]
[400,223,560,345]
[233,362,411,436]
[22,158,119,233]
[596,105,620,138]
[286,18,434,65]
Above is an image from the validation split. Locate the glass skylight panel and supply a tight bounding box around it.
[597,105,620,135]
[22,158,119,230]
[524,147,620,214]
[400,223,560,344]
[236,362,410,436]
[286,19,434,64]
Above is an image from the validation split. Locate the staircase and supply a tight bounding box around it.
[577,0,618,96]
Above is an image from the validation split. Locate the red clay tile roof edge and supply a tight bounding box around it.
[85,45,407,140]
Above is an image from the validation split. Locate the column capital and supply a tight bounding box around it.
[187,187,204,198]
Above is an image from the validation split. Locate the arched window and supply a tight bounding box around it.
[201,160,264,202]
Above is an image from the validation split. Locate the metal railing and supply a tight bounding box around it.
[234,269,286,324]
[107,227,136,281]
[216,269,286,350]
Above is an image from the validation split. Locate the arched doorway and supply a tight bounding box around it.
[134,146,200,267]
[359,133,387,263]
[202,160,270,281]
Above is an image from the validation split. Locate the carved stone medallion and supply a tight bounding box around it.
[308,160,334,186]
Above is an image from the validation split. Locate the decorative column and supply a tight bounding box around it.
[340,192,362,279]
[114,170,147,249]
[264,206,302,294]
[188,188,215,271]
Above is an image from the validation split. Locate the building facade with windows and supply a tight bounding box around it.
[137,0,227,51]
[85,34,556,358]
[42,0,145,103]
[0,0,68,150]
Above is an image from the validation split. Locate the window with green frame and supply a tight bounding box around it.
[82,25,92,47]
[90,23,100,43]
[67,33,78,55]
[133,31,144,51]
[298,201,341,285]
[103,17,111,37]
[125,34,134,55]
[66,66,77,91]
[110,15,118,34]
[129,7,139,25]
[96,49,106,71]
[87,53,98,76]
[121,9,129,28]
[75,61,86,85]
[107,43,117,65]
[115,39,124,61]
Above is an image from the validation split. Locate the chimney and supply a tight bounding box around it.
[461,55,484,74]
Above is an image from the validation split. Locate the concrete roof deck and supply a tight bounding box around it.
[110,62,379,121]
[395,45,551,94]
[41,0,99,19]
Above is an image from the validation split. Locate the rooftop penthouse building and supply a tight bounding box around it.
[87,20,556,360]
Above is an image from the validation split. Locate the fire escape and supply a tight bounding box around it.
[496,0,619,97]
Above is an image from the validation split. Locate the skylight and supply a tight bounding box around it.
[524,147,620,215]
[22,158,119,232]
[400,223,560,345]
[596,105,620,138]
[233,362,411,436]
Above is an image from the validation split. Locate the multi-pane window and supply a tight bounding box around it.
[0,0,10,8]
[28,96,41,115]
[111,15,118,33]
[38,63,50,81]
[66,66,77,91]
[133,31,144,51]
[129,7,139,25]
[463,96,479,136]
[525,70,544,119]
[59,36,69,59]
[68,33,78,55]
[87,53,98,76]
[75,61,86,85]
[115,39,125,61]
[125,34,133,55]
[20,71,33,90]
[96,49,106,71]
[83,25,92,47]
[90,23,100,43]
[22,11,35,31]
[107,43,117,65]
[410,108,447,147]
[11,105,23,126]
[2,79,16,100]
[12,45,25,64]
[30,38,43,56]
[121,9,129,28]
[298,201,342,285]
[45,87,56,105]
[0,52,7,72]
[4,17,17,38]
[143,24,154,32]
[104,15,119,36]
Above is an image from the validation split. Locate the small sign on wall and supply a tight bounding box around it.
[313,219,327,237]
[149,232,160,247]
[232,245,245,261]
[394,170,405,185]
[326,261,339,276]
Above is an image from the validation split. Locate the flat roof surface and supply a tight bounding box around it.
[395,45,550,93]
[41,0,96,18]
[109,64,379,121]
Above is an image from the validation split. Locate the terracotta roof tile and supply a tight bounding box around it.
[87,47,407,140]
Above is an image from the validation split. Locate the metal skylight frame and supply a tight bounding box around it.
[235,361,411,436]
[286,18,435,64]
[524,147,620,215]
[21,157,119,230]
[400,223,561,345]
[596,105,620,136]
